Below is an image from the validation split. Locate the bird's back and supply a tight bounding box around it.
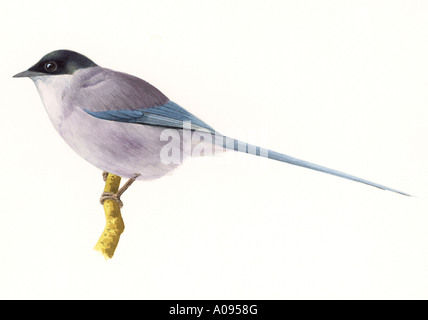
[66,66,170,112]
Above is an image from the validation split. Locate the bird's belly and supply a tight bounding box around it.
[58,108,182,180]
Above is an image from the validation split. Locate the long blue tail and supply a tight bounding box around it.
[219,136,410,196]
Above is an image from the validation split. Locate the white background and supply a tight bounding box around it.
[1,0,427,299]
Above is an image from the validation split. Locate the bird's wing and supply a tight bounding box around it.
[83,101,216,133]
[69,67,216,133]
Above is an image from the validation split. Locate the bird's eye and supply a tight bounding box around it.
[44,62,58,73]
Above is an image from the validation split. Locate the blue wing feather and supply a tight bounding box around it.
[83,101,216,133]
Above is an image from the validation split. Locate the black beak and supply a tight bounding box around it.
[13,70,45,78]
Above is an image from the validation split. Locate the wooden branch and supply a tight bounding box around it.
[94,173,125,259]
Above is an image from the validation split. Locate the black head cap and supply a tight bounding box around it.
[14,50,98,78]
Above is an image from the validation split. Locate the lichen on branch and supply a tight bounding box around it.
[94,173,124,259]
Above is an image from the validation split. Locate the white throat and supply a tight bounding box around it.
[32,75,73,128]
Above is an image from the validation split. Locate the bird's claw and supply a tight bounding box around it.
[100,192,124,208]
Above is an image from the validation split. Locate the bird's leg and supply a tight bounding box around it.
[102,171,109,182]
[99,174,140,208]
[117,174,140,198]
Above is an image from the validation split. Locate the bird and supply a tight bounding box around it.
[14,49,410,205]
